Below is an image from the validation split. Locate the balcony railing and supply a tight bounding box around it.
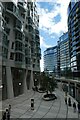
[6,3,21,22]
[17,2,26,12]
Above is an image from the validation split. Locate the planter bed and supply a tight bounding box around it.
[38,89,46,93]
[43,94,57,101]
[38,88,46,93]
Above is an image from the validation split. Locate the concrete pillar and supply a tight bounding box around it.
[61,80,63,91]
[23,69,28,93]
[0,64,2,100]
[76,85,78,101]
[78,88,80,102]
[29,70,34,89]
[74,83,77,100]
[6,66,14,99]
[68,82,70,94]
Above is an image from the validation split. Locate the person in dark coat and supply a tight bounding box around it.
[2,112,6,120]
[77,102,80,113]
[6,109,10,120]
[8,104,11,115]
[68,97,71,106]
[65,97,67,105]
[73,102,76,112]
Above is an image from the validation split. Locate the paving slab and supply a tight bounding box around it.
[1,89,79,119]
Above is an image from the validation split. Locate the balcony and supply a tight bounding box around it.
[15,61,25,68]
[25,49,30,57]
[15,38,24,44]
[28,25,33,33]
[4,26,10,35]
[76,40,80,45]
[25,57,31,67]
[6,3,21,22]
[35,34,39,40]
[76,46,80,51]
[72,42,76,47]
[15,52,24,62]
[27,17,33,25]
[15,50,24,55]
[17,2,26,12]
[15,42,24,55]
[35,29,39,35]
[15,32,23,41]
[14,24,22,33]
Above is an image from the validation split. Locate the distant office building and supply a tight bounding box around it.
[68,0,80,77]
[44,46,57,75]
[57,32,70,76]
[0,1,41,100]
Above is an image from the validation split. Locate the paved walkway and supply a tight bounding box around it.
[0,89,80,119]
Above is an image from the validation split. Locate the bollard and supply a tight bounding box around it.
[31,99,34,110]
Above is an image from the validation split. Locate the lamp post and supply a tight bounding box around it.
[35,79,37,91]
[0,85,3,89]
[18,82,21,95]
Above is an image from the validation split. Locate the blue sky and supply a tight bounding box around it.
[14,0,70,72]
[36,0,70,71]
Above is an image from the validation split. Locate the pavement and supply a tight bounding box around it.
[0,88,80,119]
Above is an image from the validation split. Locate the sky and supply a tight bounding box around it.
[13,0,70,72]
[36,0,71,72]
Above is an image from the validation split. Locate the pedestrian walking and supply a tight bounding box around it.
[65,96,67,105]
[68,97,71,106]
[8,104,11,115]
[6,109,10,120]
[73,102,76,112]
[2,112,6,120]
[77,102,80,119]
[77,102,80,113]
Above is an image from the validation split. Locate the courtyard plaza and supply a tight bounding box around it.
[0,88,79,119]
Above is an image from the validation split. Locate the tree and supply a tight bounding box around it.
[40,72,57,94]
[39,72,47,91]
[47,76,57,94]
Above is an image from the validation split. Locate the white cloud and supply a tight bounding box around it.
[40,36,52,48]
[37,0,70,35]
[36,0,70,72]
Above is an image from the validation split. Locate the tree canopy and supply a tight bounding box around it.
[40,72,57,94]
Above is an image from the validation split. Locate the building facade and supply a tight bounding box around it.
[0,1,41,100]
[44,46,57,75]
[57,32,70,77]
[68,0,80,77]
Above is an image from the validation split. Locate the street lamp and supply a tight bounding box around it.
[0,85,3,89]
[34,79,37,91]
[19,82,21,86]
[18,82,21,95]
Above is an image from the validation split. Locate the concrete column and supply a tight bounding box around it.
[6,66,14,99]
[61,80,63,91]
[68,82,70,94]
[74,83,77,100]
[29,70,34,89]
[23,69,28,93]
[76,85,78,101]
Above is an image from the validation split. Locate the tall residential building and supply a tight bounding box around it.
[57,32,70,77]
[68,0,80,77]
[0,1,41,100]
[44,46,57,75]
